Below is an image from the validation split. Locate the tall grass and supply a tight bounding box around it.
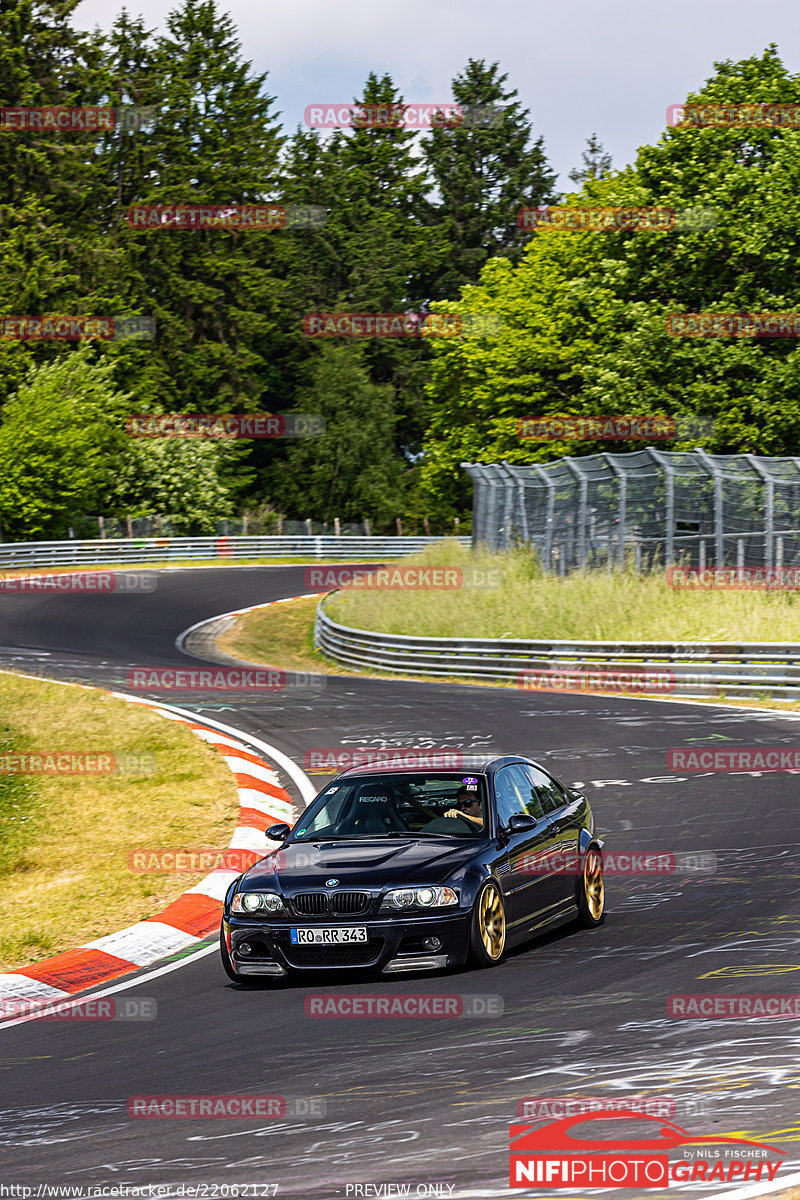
[325,541,800,642]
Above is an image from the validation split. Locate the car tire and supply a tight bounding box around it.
[469,879,507,967]
[576,845,605,927]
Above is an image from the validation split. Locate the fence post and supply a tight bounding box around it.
[364,518,371,536]
[563,458,588,569]
[746,455,774,569]
[396,517,403,536]
[98,515,106,539]
[696,449,724,566]
[602,455,627,569]
[126,514,133,538]
[334,517,341,537]
[646,449,673,566]
[305,518,312,535]
[501,461,530,545]
[531,464,555,570]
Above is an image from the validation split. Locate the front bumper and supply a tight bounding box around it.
[225,911,471,974]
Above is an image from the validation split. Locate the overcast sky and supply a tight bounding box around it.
[75,0,800,187]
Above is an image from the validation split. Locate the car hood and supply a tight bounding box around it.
[242,837,483,890]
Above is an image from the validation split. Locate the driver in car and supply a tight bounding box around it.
[445,787,484,829]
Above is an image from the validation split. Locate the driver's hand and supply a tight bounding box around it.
[444,808,460,819]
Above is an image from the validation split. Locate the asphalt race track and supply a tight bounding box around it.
[1,565,799,1199]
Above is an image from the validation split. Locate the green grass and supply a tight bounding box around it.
[0,672,240,972]
[324,541,800,643]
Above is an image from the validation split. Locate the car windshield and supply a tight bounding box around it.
[291,774,489,840]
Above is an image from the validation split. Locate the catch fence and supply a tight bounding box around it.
[463,451,800,572]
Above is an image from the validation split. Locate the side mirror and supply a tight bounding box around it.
[508,812,538,833]
[266,823,291,842]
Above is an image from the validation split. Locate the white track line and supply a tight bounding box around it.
[0,943,219,1031]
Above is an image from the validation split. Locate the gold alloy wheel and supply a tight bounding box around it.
[584,849,604,920]
[479,882,506,960]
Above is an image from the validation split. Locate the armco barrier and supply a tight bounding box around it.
[314,596,800,700]
[0,536,469,571]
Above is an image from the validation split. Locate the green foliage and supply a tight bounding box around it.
[419,46,800,516]
[274,342,404,527]
[0,350,132,539]
[113,439,236,533]
[421,59,558,301]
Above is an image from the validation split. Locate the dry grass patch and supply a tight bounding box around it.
[325,541,800,643]
[0,673,238,971]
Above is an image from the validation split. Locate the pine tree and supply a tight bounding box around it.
[568,133,613,184]
[420,59,558,302]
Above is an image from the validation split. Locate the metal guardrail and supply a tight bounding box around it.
[0,536,470,570]
[314,597,800,700]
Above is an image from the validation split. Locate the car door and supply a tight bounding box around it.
[523,762,584,905]
[493,763,563,930]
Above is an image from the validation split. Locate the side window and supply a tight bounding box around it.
[523,764,568,815]
[494,764,545,827]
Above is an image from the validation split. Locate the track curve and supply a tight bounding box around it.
[1,565,799,1200]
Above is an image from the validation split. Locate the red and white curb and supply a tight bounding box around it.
[0,690,310,1011]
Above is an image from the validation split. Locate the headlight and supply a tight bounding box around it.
[380,886,459,911]
[231,891,285,914]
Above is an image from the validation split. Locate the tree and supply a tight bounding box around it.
[274,342,404,527]
[418,47,800,518]
[112,439,236,534]
[0,351,133,539]
[421,59,558,302]
[108,0,286,413]
[568,134,613,184]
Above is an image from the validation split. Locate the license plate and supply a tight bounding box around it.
[290,926,368,945]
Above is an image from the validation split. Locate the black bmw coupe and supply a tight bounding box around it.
[220,756,604,980]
